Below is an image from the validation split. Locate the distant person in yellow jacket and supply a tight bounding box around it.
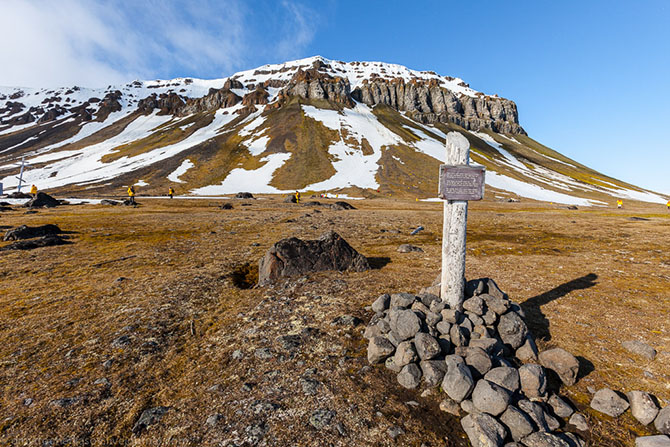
[667,200,670,211]
[127,185,136,205]
[168,187,174,199]
[616,199,623,209]
[30,184,37,198]
[295,191,300,204]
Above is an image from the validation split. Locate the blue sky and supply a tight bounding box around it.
[1,0,668,193]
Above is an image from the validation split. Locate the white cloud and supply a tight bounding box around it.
[0,0,319,88]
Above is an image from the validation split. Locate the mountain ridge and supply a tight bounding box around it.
[0,56,666,205]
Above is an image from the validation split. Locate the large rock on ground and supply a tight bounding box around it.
[472,379,512,416]
[590,388,629,417]
[389,309,422,341]
[622,340,657,361]
[500,406,534,442]
[24,192,60,208]
[4,224,61,241]
[367,337,395,364]
[461,413,508,447]
[626,391,659,425]
[655,407,670,435]
[258,231,369,285]
[498,311,528,349]
[538,348,580,386]
[636,436,670,447]
[442,361,475,403]
[519,364,547,400]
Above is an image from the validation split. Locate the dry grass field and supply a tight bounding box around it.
[0,195,668,446]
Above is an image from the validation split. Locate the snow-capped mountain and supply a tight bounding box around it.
[0,56,665,205]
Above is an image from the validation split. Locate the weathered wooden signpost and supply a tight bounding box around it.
[439,132,485,310]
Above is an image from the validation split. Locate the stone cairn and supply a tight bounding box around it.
[364,278,670,447]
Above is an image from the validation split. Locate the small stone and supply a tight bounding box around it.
[590,388,629,417]
[569,412,589,431]
[390,293,416,308]
[111,335,131,348]
[94,378,110,386]
[425,311,442,327]
[500,405,534,442]
[385,356,402,372]
[635,435,670,447]
[332,315,363,326]
[467,312,485,326]
[420,360,447,387]
[414,333,442,360]
[466,347,493,379]
[460,399,475,414]
[300,377,321,395]
[461,413,508,447]
[463,296,485,315]
[655,406,670,435]
[559,432,586,447]
[472,379,512,416]
[436,321,452,335]
[132,407,169,435]
[397,363,422,389]
[439,398,461,416]
[498,311,529,349]
[450,324,468,347]
[397,244,423,253]
[102,359,114,369]
[368,336,395,364]
[309,408,335,429]
[442,361,474,402]
[372,294,390,313]
[626,390,659,425]
[254,348,273,360]
[411,300,430,315]
[622,340,657,361]
[481,294,510,315]
[516,336,539,363]
[538,347,580,386]
[23,398,33,406]
[482,310,498,326]
[485,367,520,394]
[519,364,547,400]
[517,399,550,431]
[441,308,461,324]
[232,350,244,360]
[394,341,418,367]
[470,338,504,357]
[206,413,223,426]
[387,426,405,440]
[548,394,574,418]
[521,431,570,447]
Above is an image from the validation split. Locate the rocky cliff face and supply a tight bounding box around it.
[269,60,525,134]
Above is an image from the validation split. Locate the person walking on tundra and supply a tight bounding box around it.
[127,185,136,205]
[616,199,623,209]
[295,191,301,204]
[168,187,174,199]
[30,184,37,198]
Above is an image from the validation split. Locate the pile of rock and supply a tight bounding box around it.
[365,278,587,446]
[365,278,670,446]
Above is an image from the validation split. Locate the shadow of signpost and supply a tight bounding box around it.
[520,273,598,342]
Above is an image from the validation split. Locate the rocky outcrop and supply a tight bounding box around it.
[138,92,185,116]
[242,87,270,106]
[4,224,62,241]
[351,79,525,134]
[95,90,123,121]
[179,88,242,115]
[258,230,370,285]
[280,60,354,107]
[24,192,61,208]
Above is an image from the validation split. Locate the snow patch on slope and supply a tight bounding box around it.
[168,159,194,183]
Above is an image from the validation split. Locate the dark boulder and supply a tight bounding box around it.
[7,191,32,199]
[100,199,120,206]
[258,230,370,285]
[4,224,62,241]
[24,192,60,208]
[235,192,254,199]
[220,203,233,210]
[330,201,356,210]
[1,235,69,251]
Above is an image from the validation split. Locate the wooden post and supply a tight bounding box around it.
[439,132,481,310]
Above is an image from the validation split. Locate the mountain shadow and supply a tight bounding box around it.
[520,273,598,341]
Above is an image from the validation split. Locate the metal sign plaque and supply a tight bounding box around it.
[438,165,486,201]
